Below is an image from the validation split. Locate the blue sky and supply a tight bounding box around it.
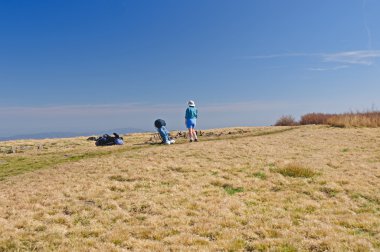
[1,0,380,136]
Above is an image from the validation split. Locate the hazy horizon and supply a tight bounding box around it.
[1,100,377,138]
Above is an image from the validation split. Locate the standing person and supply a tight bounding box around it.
[185,100,198,142]
[154,119,175,145]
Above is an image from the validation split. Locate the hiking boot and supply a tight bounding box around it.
[170,139,175,144]
[194,139,198,142]
[189,139,193,142]
[164,141,171,145]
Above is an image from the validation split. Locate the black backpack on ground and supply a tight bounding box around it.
[154,119,166,128]
[95,133,123,146]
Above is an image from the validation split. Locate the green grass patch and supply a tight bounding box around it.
[252,171,267,180]
[278,244,298,252]
[109,186,126,192]
[73,216,91,226]
[222,184,244,195]
[268,163,276,168]
[227,239,246,251]
[273,163,317,178]
[109,175,131,182]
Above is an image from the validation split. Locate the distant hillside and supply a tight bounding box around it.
[0,128,146,141]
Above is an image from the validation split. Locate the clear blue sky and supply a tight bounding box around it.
[1,0,380,136]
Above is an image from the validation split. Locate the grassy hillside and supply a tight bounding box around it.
[0,126,379,251]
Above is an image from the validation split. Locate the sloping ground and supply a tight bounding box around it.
[0,126,379,251]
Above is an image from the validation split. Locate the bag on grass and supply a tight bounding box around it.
[95,133,124,146]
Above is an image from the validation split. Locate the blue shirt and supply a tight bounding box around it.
[185,107,198,119]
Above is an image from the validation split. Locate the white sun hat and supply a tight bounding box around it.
[188,100,195,107]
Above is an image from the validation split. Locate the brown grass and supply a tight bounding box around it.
[299,111,380,128]
[300,113,334,125]
[1,125,380,251]
[327,111,380,128]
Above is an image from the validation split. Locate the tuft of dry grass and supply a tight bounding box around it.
[272,163,317,178]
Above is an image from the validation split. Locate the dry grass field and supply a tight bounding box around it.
[0,126,379,251]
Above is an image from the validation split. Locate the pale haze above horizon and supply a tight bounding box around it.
[1,0,380,137]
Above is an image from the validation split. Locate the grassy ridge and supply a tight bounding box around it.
[0,127,296,180]
[0,125,379,251]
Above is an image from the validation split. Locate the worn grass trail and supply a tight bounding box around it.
[0,126,379,251]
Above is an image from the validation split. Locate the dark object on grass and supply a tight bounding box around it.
[95,133,124,146]
[154,119,175,144]
[87,136,97,141]
[154,119,166,128]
